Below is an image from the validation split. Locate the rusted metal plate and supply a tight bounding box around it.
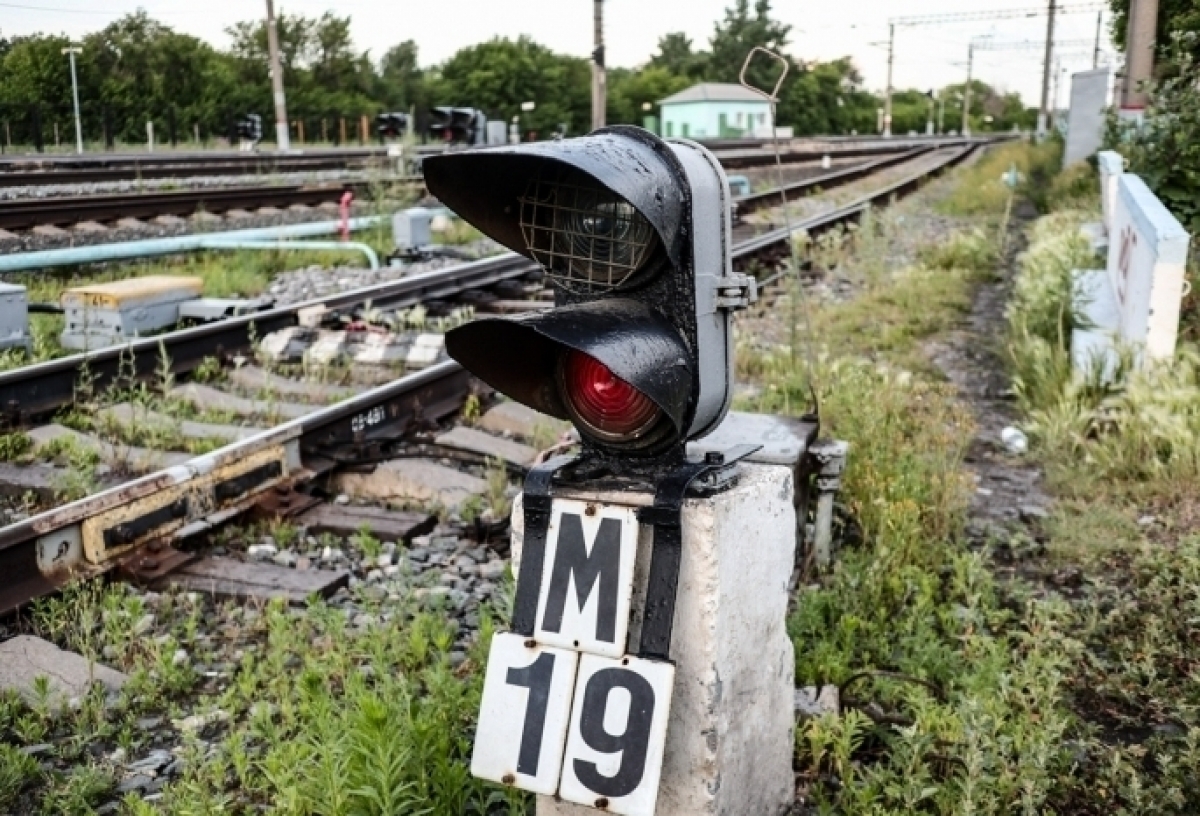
[153,556,348,603]
[254,484,323,518]
[298,504,436,542]
[81,446,289,565]
[116,541,198,584]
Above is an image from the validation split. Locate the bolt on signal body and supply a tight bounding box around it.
[424,126,757,480]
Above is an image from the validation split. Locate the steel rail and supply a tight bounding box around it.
[0,158,394,188]
[0,139,989,613]
[0,359,472,612]
[0,183,373,231]
[733,143,981,278]
[733,146,933,216]
[710,136,980,169]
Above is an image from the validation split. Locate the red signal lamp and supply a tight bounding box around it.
[558,349,664,443]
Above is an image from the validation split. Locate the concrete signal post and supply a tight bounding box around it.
[424,128,801,816]
[61,46,83,155]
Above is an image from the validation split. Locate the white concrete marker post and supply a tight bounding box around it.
[1072,172,1192,376]
[1064,69,1110,167]
[1097,150,1124,232]
[1106,174,1191,361]
[504,464,796,816]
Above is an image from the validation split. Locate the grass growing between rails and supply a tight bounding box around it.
[1,553,524,815]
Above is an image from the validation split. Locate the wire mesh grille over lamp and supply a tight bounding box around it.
[519,167,660,293]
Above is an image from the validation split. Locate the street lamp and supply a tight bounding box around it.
[61,45,83,154]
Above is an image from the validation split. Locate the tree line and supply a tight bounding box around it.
[0,0,1035,149]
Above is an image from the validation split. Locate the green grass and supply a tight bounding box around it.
[730,148,1200,812]
[8,557,523,815]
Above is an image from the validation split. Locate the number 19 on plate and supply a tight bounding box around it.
[472,633,675,815]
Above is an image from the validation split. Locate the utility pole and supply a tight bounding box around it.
[938,94,946,134]
[1038,0,1058,138]
[1121,0,1160,112]
[265,0,290,151]
[592,0,606,131]
[883,23,895,137]
[1050,57,1063,129]
[1093,10,1104,68]
[963,44,975,136]
[61,45,83,155]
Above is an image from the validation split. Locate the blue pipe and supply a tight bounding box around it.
[0,216,386,273]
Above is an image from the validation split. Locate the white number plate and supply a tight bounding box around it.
[558,653,675,816]
[471,633,579,795]
[534,499,640,659]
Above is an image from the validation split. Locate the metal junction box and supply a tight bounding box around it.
[61,275,204,350]
[0,282,30,353]
[393,208,433,251]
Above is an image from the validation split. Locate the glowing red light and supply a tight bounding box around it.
[561,349,661,440]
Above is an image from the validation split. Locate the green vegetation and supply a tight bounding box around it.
[739,157,1084,810]
[0,0,1031,148]
[4,556,517,814]
[1110,33,1200,237]
[736,141,1200,812]
[999,169,1200,811]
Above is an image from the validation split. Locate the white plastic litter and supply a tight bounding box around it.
[1001,427,1029,455]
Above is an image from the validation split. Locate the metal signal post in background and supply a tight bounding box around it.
[265,0,291,151]
[592,0,606,131]
[61,45,83,155]
[1038,0,1059,138]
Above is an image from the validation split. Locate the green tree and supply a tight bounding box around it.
[428,37,589,137]
[1113,33,1200,234]
[649,33,708,80]
[782,58,879,135]
[708,0,791,92]
[378,40,426,111]
[608,66,691,125]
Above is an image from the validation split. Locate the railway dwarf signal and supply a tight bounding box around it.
[424,125,756,474]
[428,106,487,145]
[427,127,770,815]
[375,112,409,139]
[235,114,262,151]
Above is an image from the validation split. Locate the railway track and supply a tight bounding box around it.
[0,140,981,614]
[0,138,995,234]
[0,183,376,231]
[0,148,394,188]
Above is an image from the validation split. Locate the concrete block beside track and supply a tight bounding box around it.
[333,458,487,512]
[0,635,127,708]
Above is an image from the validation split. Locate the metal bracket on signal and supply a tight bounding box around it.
[636,443,761,661]
[715,274,758,310]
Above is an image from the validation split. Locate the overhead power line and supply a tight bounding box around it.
[889,3,1105,27]
[973,38,1098,50]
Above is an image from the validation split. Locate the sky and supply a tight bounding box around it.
[0,0,1117,106]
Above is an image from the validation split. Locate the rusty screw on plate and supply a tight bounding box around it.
[147,540,164,553]
[525,639,537,648]
[585,504,597,517]
[594,798,609,809]
[502,774,515,785]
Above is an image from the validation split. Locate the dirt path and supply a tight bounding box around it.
[925,202,1054,560]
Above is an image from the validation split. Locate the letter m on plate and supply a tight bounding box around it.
[534,499,639,658]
